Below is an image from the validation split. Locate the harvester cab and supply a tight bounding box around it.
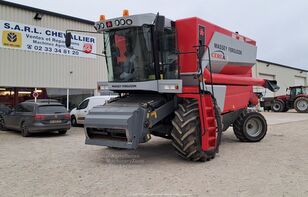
[94,12,182,93]
[66,11,279,162]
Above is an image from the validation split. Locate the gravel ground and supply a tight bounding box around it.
[0,112,308,197]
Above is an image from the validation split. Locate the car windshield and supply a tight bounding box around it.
[38,105,67,114]
[104,26,155,82]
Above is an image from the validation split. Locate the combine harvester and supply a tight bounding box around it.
[66,10,279,161]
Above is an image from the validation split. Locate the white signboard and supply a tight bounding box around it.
[0,20,96,59]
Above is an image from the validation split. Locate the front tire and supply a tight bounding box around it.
[58,130,67,135]
[271,100,284,112]
[233,111,267,142]
[294,97,308,113]
[171,99,214,162]
[71,116,77,126]
[0,116,5,131]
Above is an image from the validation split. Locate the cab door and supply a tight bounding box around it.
[76,99,89,124]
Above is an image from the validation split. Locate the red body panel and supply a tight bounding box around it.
[175,17,266,152]
[176,17,261,113]
[275,95,289,101]
[176,17,256,74]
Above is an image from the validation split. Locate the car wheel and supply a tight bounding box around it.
[0,116,5,131]
[21,122,30,137]
[58,130,67,135]
[71,116,77,127]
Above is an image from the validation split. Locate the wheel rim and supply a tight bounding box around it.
[297,100,308,111]
[22,124,28,135]
[273,103,280,111]
[245,118,263,137]
[72,118,76,125]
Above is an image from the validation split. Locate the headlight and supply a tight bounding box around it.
[163,85,179,90]
[100,85,109,90]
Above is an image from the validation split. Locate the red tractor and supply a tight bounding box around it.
[65,11,279,161]
[262,86,308,113]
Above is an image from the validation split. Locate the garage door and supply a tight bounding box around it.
[254,73,275,98]
[294,76,306,86]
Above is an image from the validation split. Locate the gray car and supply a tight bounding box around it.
[0,100,71,137]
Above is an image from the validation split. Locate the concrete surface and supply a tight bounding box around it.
[0,112,308,197]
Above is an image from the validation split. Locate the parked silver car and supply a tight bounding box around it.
[0,100,71,137]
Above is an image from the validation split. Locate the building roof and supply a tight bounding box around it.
[257,59,308,73]
[0,0,94,25]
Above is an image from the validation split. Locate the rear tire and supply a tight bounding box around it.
[21,122,30,137]
[271,100,284,112]
[171,99,215,162]
[58,130,67,135]
[233,111,267,142]
[71,116,77,127]
[294,97,308,113]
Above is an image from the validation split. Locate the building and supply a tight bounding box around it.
[253,59,308,97]
[1,1,307,109]
[0,1,106,109]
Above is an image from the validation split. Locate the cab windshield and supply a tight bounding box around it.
[104,26,155,82]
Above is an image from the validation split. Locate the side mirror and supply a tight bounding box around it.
[65,32,72,48]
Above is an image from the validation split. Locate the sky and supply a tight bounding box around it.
[6,0,308,70]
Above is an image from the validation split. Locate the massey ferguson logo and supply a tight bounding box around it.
[83,43,93,53]
[211,50,226,60]
[7,32,17,42]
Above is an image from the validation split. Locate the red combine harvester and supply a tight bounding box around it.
[66,11,279,161]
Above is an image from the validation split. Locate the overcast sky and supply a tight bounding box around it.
[7,0,308,70]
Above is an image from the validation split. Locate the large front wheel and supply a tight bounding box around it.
[171,99,214,162]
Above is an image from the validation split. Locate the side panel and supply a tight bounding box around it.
[175,17,198,73]
[223,85,252,112]
[176,17,258,114]
[176,17,256,75]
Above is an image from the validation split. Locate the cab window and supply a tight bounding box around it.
[159,28,178,79]
[78,99,89,110]
[15,104,25,112]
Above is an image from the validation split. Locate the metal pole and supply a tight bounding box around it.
[67,89,69,111]
[34,88,37,103]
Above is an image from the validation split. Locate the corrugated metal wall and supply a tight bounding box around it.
[252,61,308,96]
[0,4,106,90]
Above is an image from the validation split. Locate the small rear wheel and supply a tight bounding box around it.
[58,130,67,135]
[271,100,284,112]
[21,123,30,137]
[233,111,267,142]
[294,97,308,113]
